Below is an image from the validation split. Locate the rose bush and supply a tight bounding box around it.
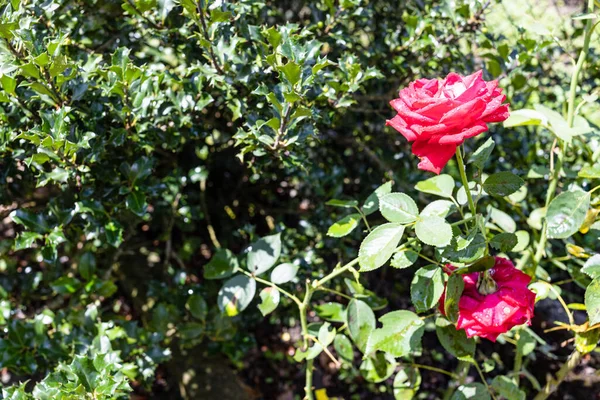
[386,71,509,173]
[0,0,599,399]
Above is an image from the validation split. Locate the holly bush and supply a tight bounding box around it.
[0,0,599,399]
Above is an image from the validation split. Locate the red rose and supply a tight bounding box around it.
[386,71,509,174]
[440,257,535,342]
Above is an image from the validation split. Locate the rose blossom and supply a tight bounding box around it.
[386,70,509,174]
[439,257,535,342]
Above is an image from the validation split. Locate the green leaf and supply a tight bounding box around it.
[575,329,599,354]
[358,223,405,271]
[490,233,518,252]
[360,353,397,383]
[327,213,361,237]
[585,278,600,325]
[411,265,445,313]
[455,256,495,275]
[334,334,354,362]
[491,376,526,400]
[489,206,516,233]
[204,249,239,280]
[186,294,208,321]
[315,302,345,322]
[415,174,455,198]
[513,230,530,252]
[365,310,424,357]
[326,199,359,208]
[435,317,475,361]
[258,287,280,316]
[578,164,600,179]
[391,249,419,269]
[270,263,299,284]
[421,200,455,218]
[362,181,393,215]
[442,232,486,263]
[279,61,302,86]
[393,367,421,400]
[444,273,464,324]
[379,193,419,224]
[14,232,43,250]
[247,233,282,275]
[217,275,257,317]
[503,108,545,128]
[79,252,96,280]
[468,137,495,170]
[451,383,490,400]
[483,172,525,197]
[125,191,147,217]
[346,299,375,353]
[582,255,600,279]
[546,191,590,239]
[415,215,453,247]
[0,75,16,95]
[10,209,50,233]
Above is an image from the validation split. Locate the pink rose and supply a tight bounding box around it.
[440,257,536,342]
[386,71,509,174]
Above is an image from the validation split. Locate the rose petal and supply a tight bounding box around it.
[411,141,457,174]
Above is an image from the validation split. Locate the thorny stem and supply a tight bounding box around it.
[474,360,497,400]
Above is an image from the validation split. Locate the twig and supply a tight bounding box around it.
[196,1,224,75]
[199,179,221,249]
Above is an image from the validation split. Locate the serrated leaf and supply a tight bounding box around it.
[490,233,518,252]
[362,181,393,215]
[582,255,600,279]
[217,275,256,317]
[358,223,405,271]
[279,61,301,86]
[186,294,208,321]
[415,215,453,247]
[483,172,525,197]
[247,233,282,275]
[327,213,361,237]
[204,249,238,280]
[578,164,600,178]
[326,199,359,208]
[546,191,590,239]
[444,273,464,323]
[365,310,424,357]
[391,249,419,269]
[411,265,445,313]
[415,174,454,198]
[258,287,280,316]
[435,317,475,361]
[393,367,421,400]
[346,299,375,353]
[585,278,600,325]
[379,192,419,223]
[451,383,490,400]
[270,263,299,284]
[491,376,525,400]
[421,200,455,218]
[360,353,397,383]
[468,137,495,170]
[334,334,354,362]
[489,206,516,233]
